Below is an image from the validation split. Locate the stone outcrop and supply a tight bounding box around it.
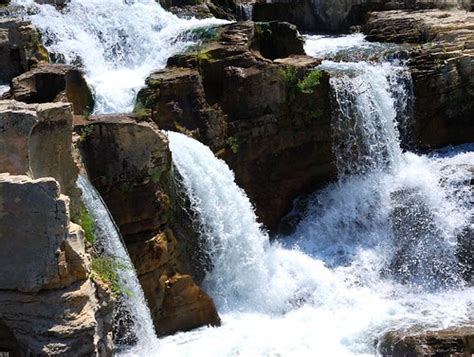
[158,0,237,20]
[252,0,470,32]
[0,18,48,83]
[76,114,220,336]
[0,174,113,355]
[0,100,80,212]
[379,326,474,356]
[365,10,474,149]
[136,21,336,230]
[6,64,94,115]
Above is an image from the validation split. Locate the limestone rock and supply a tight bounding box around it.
[365,10,474,149]
[137,21,336,230]
[0,100,80,208]
[0,280,114,356]
[0,174,113,355]
[0,175,86,291]
[8,64,94,115]
[0,18,48,83]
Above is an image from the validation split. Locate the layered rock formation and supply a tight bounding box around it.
[76,114,220,336]
[252,0,470,32]
[0,18,48,83]
[0,174,113,355]
[379,326,474,356]
[136,21,336,230]
[365,10,474,149]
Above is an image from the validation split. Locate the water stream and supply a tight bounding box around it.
[77,176,159,353]
[10,2,473,354]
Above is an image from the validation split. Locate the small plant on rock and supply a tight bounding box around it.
[225,136,239,154]
[78,124,93,143]
[80,207,96,245]
[297,70,322,94]
[91,256,132,297]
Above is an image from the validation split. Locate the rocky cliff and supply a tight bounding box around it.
[136,21,336,231]
[365,9,474,149]
[75,114,220,336]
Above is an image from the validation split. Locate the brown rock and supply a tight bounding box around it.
[76,114,221,336]
[379,326,474,356]
[137,21,336,230]
[156,273,221,336]
[0,18,48,83]
[365,10,474,149]
[9,64,94,114]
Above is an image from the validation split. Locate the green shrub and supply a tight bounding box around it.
[91,256,131,297]
[80,207,96,245]
[279,66,299,87]
[225,136,239,154]
[297,70,322,94]
[78,124,93,143]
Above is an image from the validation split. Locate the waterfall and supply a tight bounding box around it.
[237,3,253,20]
[77,176,159,353]
[11,0,227,113]
[162,48,473,353]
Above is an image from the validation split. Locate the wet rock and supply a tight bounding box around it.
[365,10,474,149]
[0,100,80,212]
[0,174,114,355]
[8,64,94,115]
[76,114,221,336]
[379,326,474,356]
[156,273,220,336]
[0,18,48,83]
[137,21,336,230]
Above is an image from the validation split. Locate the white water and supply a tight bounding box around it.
[159,54,473,355]
[12,0,227,113]
[77,176,159,352]
[304,33,397,60]
[0,85,9,96]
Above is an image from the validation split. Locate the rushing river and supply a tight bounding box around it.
[11,2,474,355]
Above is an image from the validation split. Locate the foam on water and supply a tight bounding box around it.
[11,0,227,113]
[0,85,9,96]
[163,130,473,356]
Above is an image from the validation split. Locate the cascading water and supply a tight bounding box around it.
[11,0,227,113]
[77,176,159,353]
[157,37,473,355]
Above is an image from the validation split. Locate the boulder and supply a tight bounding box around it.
[137,21,336,231]
[8,64,94,115]
[0,18,48,83]
[0,174,113,355]
[379,326,474,356]
[0,100,80,211]
[76,114,221,336]
[364,10,474,149]
[155,273,220,336]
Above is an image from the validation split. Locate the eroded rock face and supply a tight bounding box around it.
[7,64,94,114]
[365,10,474,149]
[0,18,48,83]
[158,0,237,20]
[252,0,469,32]
[0,100,80,211]
[0,174,113,355]
[76,114,221,336]
[136,21,336,230]
[379,326,474,356]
